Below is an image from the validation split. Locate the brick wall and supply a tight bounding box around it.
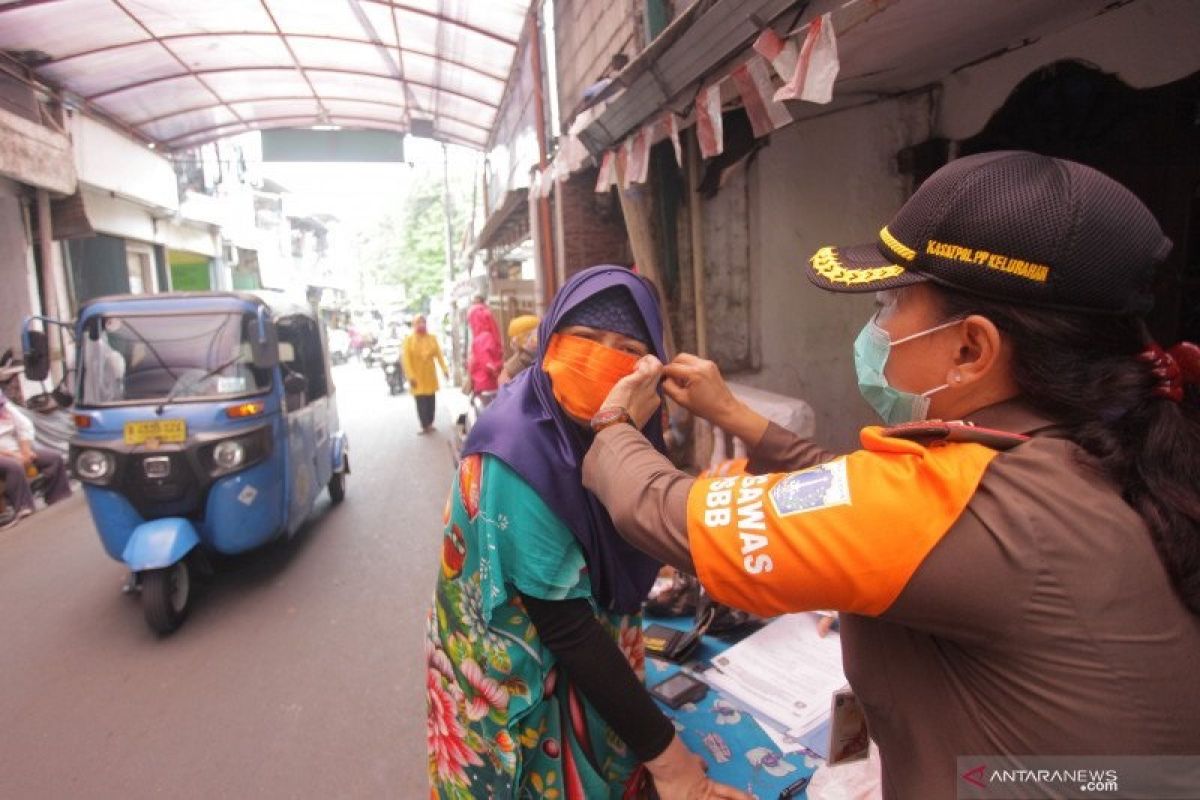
[555,170,631,279]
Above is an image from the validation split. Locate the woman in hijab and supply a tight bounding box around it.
[426,267,748,800]
[467,297,504,395]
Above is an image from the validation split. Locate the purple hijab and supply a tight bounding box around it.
[463,266,666,613]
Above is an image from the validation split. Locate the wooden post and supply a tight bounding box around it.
[528,10,556,309]
[616,156,677,358]
[685,131,712,471]
[35,188,62,382]
[686,131,708,359]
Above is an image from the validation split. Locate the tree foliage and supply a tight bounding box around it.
[354,160,472,311]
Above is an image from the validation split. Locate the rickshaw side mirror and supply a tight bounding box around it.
[22,329,50,382]
[283,372,308,412]
[284,373,308,395]
[250,309,279,370]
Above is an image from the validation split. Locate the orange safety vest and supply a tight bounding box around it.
[686,425,1004,618]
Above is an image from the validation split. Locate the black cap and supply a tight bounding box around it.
[805,150,1173,314]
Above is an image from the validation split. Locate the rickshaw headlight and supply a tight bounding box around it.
[76,449,114,481]
[213,440,245,470]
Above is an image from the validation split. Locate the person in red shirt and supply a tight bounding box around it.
[466,297,503,395]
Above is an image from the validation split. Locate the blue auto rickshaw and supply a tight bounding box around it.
[23,291,349,634]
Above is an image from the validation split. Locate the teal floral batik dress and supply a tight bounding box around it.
[426,453,648,800]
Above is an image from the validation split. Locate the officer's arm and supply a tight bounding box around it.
[582,425,696,573]
[588,423,1001,620]
[746,421,839,474]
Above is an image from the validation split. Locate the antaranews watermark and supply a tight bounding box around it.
[956,756,1200,799]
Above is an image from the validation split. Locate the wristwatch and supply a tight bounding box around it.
[590,406,633,433]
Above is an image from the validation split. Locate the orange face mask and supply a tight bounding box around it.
[542,333,642,421]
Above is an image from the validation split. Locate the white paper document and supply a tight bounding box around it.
[702,612,847,737]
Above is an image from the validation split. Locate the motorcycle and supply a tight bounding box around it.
[383,358,406,395]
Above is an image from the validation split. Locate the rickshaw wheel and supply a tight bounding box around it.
[142,561,191,635]
[328,470,346,504]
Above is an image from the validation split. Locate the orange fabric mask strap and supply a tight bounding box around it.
[542,333,641,421]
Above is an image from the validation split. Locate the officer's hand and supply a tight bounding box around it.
[663,354,769,446]
[600,354,663,429]
[645,735,753,800]
[662,354,741,428]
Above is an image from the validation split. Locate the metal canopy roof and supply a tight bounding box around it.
[0,0,532,151]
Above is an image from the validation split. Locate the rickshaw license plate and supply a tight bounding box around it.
[124,419,187,445]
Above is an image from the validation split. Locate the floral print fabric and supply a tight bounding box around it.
[427,454,647,799]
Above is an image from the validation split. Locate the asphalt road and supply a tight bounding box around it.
[0,362,463,799]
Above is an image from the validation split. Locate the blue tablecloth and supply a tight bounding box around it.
[644,616,821,800]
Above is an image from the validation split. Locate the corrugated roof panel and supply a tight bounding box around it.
[356,2,399,47]
[284,36,393,75]
[306,72,406,107]
[93,75,216,121]
[0,0,534,150]
[436,116,489,145]
[133,0,275,36]
[432,92,499,124]
[400,50,439,88]
[320,99,406,122]
[201,69,312,102]
[168,35,294,72]
[0,0,145,55]
[38,43,179,98]
[263,0,365,39]
[140,106,240,143]
[227,98,322,121]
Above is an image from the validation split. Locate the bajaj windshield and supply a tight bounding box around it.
[80,313,271,406]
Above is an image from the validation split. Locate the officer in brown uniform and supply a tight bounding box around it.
[580,152,1200,798]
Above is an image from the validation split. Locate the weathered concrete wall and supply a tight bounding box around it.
[720,0,1200,452]
[702,161,755,373]
[0,105,75,195]
[937,0,1200,141]
[735,94,931,452]
[0,176,34,357]
[70,114,176,211]
[554,0,639,124]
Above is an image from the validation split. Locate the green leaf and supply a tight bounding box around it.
[519,726,540,749]
[487,647,512,672]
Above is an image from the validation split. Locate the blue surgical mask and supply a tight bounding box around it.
[853,314,960,426]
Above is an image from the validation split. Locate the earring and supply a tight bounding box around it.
[951,370,963,384]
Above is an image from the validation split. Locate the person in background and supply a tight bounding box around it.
[426,266,749,800]
[402,315,449,435]
[0,394,71,529]
[466,297,503,396]
[498,314,539,386]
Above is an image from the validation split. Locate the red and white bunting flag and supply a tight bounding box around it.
[664,113,683,167]
[537,164,554,198]
[695,82,724,159]
[622,126,651,188]
[731,57,793,138]
[753,28,799,84]
[594,150,618,193]
[775,12,839,104]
